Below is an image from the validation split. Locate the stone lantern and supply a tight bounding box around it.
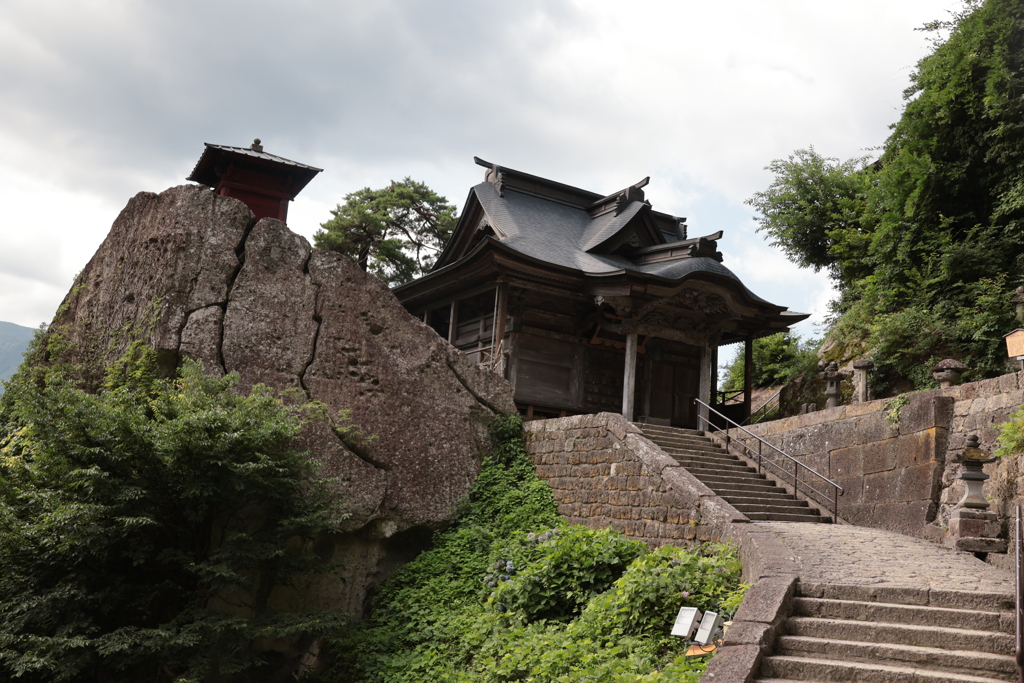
[945,435,1005,553]
[932,359,967,389]
[821,362,844,409]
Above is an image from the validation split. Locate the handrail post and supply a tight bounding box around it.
[757,440,762,474]
[1016,505,1023,683]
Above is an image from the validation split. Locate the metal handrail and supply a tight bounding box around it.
[742,386,783,426]
[1016,505,1022,683]
[716,389,745,405]
[694,398,844,522]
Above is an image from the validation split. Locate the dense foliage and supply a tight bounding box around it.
[995,404,1024,457]
[0,345,346,682]
[322,415,745,683]
[314,178,457,286]
[720,333,819,393]
[748,0,1024,394]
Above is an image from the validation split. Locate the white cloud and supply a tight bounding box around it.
[0,0,962,327]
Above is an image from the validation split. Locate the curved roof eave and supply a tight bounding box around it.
[395,237,792,315]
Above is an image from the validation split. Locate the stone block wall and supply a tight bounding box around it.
[523,413,746,546]
[735,394,950,536]
[733,370,1024,538]
[937,371,1024,526]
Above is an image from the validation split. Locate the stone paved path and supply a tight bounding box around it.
[754,522,1014,594]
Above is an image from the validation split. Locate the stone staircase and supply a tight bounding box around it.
[757,584,1017,682]
[638,424,830,523]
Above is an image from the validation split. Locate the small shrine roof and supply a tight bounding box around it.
[187,141,322,189]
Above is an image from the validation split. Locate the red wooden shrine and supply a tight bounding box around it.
[187,139,321,222]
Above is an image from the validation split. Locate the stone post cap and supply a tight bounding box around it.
[960,434,996,463]
[933,358,968,372]
[852,359,874,369]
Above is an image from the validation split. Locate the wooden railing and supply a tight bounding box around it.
[694,398,844,522]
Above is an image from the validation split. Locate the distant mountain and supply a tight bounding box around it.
[0,321,35,391]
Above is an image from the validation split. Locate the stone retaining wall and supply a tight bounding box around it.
[523,412,747,546]
[733,394,950,536]
[733,370,1024,538]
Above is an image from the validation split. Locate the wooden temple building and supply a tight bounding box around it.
[394,158,808,428]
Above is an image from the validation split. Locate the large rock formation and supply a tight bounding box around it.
[48,184,515,616]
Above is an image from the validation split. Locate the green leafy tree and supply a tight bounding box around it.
[0,345,346,682]
[720,333,818,392]
[314,178,457,286]
[749,0,1024,392]
[747,148,875,290]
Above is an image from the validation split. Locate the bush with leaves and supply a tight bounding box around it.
[489,526,646,623]
[0,344,347,682]
[322,415,746,683]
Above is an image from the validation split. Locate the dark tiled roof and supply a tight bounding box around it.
[196,143,322,173]
[187,143,322,189]
[471,182,770,304]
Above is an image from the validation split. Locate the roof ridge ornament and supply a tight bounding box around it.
[613,177,650,215]
[688,236,723,262]
[250,138,263,152]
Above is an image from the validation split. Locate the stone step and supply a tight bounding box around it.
[796,583,1015,612]
[638,425,704,438]
[649,434,722,446]
[744,511,830,523]
[640,422,826,523]
[731,502,816,515]
[733,499,811,509]
[760,655,1007,683]
[792,597,1014,634]
[708,486,797,501]
[694,472,780,487]
[776,635,1018,680]
[786,617,1014,655]
[678,461,757,474]
[659,446,733,456]
[672,454,748,469]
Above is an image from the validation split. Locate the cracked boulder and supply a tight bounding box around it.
[47,184,517,615]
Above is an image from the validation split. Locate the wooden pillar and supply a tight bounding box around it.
[622,332,638,422]
[492,283,508,375]
[448,299,459,346]
[641,352,652,418]
[698,340,711,428]
[743,334,753,422]
[710,344,719,408]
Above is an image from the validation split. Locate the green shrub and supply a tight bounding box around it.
[321,415,746,683]
[995,405,1024,457]
[573,544,745,640]
[489,526,646,622]
[0,345,346,683]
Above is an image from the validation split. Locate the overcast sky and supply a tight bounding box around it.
[0,0,961,347]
